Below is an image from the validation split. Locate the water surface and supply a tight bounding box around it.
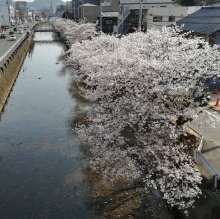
[0,32,91,219]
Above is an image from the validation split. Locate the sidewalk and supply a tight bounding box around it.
[192,92,220,178]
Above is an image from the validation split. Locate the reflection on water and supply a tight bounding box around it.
[84,167,175,219]
[0,32,91,219]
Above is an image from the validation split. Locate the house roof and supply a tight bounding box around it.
[81,3,98,6]
[120,0,172,4]
[173,7,220,35]
[102,12,118,17]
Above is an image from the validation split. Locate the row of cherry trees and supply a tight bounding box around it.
[53,18,220,212]
[52,18,98,45]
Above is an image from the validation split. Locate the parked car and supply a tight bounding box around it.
[0,33,6,38]
[24,27,28,30]
[10,34,16,41]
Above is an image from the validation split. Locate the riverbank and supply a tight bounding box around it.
[0,33,34,112]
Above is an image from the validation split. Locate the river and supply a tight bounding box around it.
[0,32,91,219]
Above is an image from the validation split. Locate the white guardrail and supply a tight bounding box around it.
[0,34,27,67]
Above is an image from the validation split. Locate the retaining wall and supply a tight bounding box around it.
[0,34,34,112]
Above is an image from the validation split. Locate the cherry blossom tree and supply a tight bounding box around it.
[55,19,220,211]
[52,18,98,45]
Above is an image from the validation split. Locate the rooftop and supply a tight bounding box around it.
[102,11,118,17]
[174,7,220,35]
[81,3,98,6]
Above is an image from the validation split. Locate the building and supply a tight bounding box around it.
[78,0,119,24]
[50,1,57,15]
[0,5,14,30]
[65,1,73,13]
[114,0,173,34]
[73,0,100,21]
[15,1,28,21]
[146,6,201,30]
[79,3,99,22]
[15,1,27,11]
[98,11,118,32]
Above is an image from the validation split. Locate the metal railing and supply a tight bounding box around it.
[0,34,27,67]
[194,135,220,189]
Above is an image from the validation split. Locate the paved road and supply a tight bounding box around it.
[189,93,220,176]
[0,32,27,57]
[0,22,37,59]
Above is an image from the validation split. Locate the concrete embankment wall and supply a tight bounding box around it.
[0,34,34,112]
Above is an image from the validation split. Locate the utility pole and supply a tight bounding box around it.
[138,0,142,32]
[100,0,102,32]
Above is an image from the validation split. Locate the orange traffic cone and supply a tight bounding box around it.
[215,98,219,106]
[213,88,218,94]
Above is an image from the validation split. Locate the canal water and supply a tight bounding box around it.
[0,32,91,219]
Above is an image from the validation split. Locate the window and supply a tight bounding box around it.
[169,16,175,22]
[153,16,162,22]
[106,20,112,24]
